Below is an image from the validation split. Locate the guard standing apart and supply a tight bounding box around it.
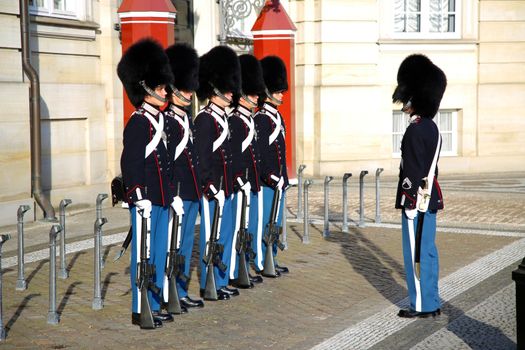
[164,43,205,310]
[194,46,241,300]
[228,54,266,288]
[392,54,446,318]
[254,56,290,277]
[117,38,175,327]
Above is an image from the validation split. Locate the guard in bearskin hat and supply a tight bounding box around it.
[194,45,241,300]
[163,43,204,311]
[254,55,289,277]
[117,38,175,328]
[392,54,446,319]
[228,54,266,289]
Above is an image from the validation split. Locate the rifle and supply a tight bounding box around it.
[234,175,255,287]
[164,190,187,314]
[262,185,285,277]
[136,211,160,329]
[202,178,227,300]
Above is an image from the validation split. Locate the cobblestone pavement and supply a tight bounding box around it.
[0,172,523,349]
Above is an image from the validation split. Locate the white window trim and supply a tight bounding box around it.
[30,0,88,21]
[391,0,462,40]
[392,110,458,158]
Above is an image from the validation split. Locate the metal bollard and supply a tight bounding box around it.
[358,170,368,227]
[96,194,108,270]
[513,257,525,348]
[302,179,313,244]
[296,164,306,220]
[375,168,384,223]
[48,225,62,325]
[342,173,352,233]
[0,234,11,341]
[281,192,288,250]
[59,199,72,279]
[93,216,107,310]
[16,205,31,291]
[323,176,334,238]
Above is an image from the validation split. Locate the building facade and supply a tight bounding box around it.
[0,0,523,224]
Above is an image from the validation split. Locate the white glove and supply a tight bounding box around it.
[215,190,225,208]
[209,184,225,208]
[270,174,284,190]
[171,196,184,216]
[237,177,251,195]
[405,208,418,220]
[135,199,152,219]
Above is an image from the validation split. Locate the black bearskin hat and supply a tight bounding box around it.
[260,55,288,93]
[239,54,266,96]
[197,45,241,101]
[165,43,199,93]
[392,54,447,119]
[117,38,173,107]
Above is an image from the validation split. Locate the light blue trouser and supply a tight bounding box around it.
[176,200,200,298]
[230,191,262,278]
[130,205,169,313]
[199,195,233,290]
[401,210,440,312]
[259,186,286,271]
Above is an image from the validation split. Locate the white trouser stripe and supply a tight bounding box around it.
[163,210,173,303]
[256,190,264,270]
[134,209,142,311]
[230,193,243,279]
[203,197,211,255]
[407,218,422,312]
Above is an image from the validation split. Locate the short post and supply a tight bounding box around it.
[16,205,31,291]
[296,164,306,220]
[58,199,72,279]
[302,179,313,244]
[96,194,108,269]
[375,168,384,224]
[323,176,333,238]
[281,192,288,250]
[48,224,62,325]
[359,170,368,228]
[342,173,352,233]
[0,234,11,341]
[93,194,108,310]
[512,257,525,349]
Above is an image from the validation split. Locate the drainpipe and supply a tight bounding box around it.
[19,0,56,221]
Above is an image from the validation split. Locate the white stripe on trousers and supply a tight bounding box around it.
[202,197,211,255]
[407,217,422,312]
[230,193,243,279]
[163,210,174,303]
[256,190,264,270]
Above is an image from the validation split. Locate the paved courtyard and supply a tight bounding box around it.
[0,172,523,349]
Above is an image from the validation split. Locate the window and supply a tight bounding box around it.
[393,0,460,38]
[392,110,458,157]
[29,0,87,20]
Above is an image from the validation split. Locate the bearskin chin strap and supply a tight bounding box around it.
[139,80,167,103]
[170,84,192,104]
[241,92,258,109]
[265,88,282,106]
[211,84,232,106]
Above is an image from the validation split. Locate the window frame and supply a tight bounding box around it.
[392,109,458,157]
[29,0,87,21]
[392,0,462,39]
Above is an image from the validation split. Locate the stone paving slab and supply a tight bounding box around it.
[410,284,516,350]
[0,223,518,349]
